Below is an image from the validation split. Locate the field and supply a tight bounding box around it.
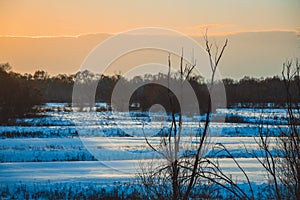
[0,103,290,198]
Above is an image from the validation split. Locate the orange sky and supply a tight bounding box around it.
[0,0,299,78]
[1,0,299,36]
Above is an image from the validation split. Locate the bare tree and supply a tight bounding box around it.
[246,58,300,200]
[279,58,300,199]
[139,32,228,200]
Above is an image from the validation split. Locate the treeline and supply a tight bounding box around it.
[1,63,298,122]
[0,64,43,123]
[24,69,297,108]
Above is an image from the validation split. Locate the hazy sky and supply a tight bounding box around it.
[1,0,299,36]
[0,0,299,78]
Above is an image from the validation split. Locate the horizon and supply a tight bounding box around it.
[2,60,291,81]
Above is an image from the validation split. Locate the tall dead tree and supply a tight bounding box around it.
[139,32,228,200]
[279,59,300,199]
[246,58,300,200]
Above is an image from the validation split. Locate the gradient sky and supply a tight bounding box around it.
[0,0,299,78]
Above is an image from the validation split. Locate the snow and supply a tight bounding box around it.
[0,138,95,162]
[0,159,267,184]
[0,103,293,198]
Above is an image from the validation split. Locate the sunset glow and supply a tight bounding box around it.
[1,0,299,37]
[0,0,299,78]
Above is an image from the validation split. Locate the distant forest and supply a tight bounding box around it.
[0,63,299,122]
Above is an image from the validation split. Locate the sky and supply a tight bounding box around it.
[0,0,299,79]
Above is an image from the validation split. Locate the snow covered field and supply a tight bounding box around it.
[0,159,267,184]
[0,137,278,162]
[0,103,290,198]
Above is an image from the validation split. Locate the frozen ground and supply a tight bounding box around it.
[0,159,267,185]
[0,103,290,198]
[0,137,278,162]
